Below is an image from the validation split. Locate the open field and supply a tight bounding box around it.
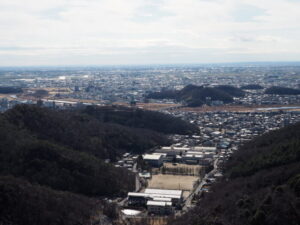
[0,94,19,100]
[23,88,72,97]
[115,103,300,112]
[137,103,180,111]
[177,104,300,112]
[48,98,104,104]
[113,102,180,111]
[126,217,168,225]
[25,87,72,93]
[148,174,199,191]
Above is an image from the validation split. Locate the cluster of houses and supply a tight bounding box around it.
[2,64,300,107]
[115,153,138,171]
[143,146,217,167]
[170,110,300,149]
[237,90,300,106]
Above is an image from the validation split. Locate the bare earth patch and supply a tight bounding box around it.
[148,174,199,191]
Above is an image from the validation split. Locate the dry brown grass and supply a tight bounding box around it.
[148,174,199,191]
[161,163,203,176]
[178,104,300,112]
[127,217,169,225]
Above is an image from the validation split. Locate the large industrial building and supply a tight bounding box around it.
[147,201,173,215]
[128,188,183,215]
[143,146,217,166]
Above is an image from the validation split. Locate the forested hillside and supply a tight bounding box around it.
[81,105,198,134]
[169,122,300,225]
[0,176,97,225]
[0,86,23,94]
[5,105,173,161]
[265,86,300,95]
[147,85,245,107]
[241,84,264,90]
[0,110,135,197]
[0,104,197,225]
[214,85,245,97]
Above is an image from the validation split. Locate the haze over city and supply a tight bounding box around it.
[1,0,300,66]
[1,1,300,225]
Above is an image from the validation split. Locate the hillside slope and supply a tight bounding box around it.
[81,105,198,135]
[169,122,300,225]
[265,86,300,95]
[0,104,197,225]
[241,84,264,90]
[147,85,245,107]
[0,113,135,197]
[5,105,173,161]
[0,86,23,94]
[0,176,97,225]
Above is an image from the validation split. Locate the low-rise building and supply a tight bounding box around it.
[143,154,164,167]
[128,188,183,207]
[147,200,173,215]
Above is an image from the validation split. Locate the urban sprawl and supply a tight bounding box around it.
[0,64,300,219]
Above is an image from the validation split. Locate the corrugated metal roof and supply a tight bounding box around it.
[145,188,182,196]
[128,192,181,199]
[147,201,172,206]
[152,197,172,202]
[143,154,163,160]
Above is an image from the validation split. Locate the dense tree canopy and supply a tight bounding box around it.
[241,84,264,90]
[147,84,245,107]
[0,86,23,94]
[0,104,198,225]
[0,176,97,225]
[81,105,198,135]
[265,86,300,95]
[5,104,173,161]
[0,110,135,197]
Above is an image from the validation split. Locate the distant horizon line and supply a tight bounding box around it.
[1,61,300,69]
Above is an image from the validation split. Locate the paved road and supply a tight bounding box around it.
[132,163,141,192]
[182,158,219,212]
[135,174,140,192]
[118,163,140,207]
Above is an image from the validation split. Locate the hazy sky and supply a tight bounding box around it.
[0,0,300,66]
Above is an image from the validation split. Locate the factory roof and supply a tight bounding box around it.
[147,201,172,206]
[143,154,163,160]
[145,188,182,197]
[121,209,142,216]
[128,192,181,199]
[152,197,172,202]
[193,146,217,151]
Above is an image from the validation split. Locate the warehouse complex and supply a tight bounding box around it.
[128,188,183,215]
